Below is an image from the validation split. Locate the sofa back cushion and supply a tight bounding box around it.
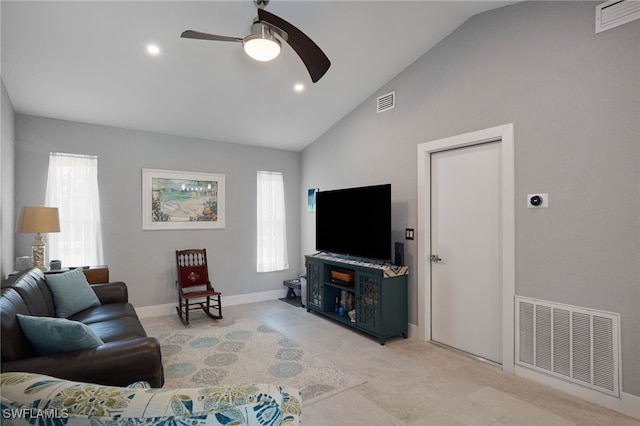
[10,269,56,317]
[0,289,36,362]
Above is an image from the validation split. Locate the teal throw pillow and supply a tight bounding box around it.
[45,267,101,318]
[16,314,104,356]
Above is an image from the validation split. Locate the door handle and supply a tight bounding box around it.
[430,254,442,263]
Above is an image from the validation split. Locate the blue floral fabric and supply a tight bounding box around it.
[0,372,301,425]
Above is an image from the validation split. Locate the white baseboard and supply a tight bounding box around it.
[408,322,418,339]
[134,289,285,319]
[137,295,420,336]
[515,365,640,420]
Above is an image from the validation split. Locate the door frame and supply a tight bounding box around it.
[417,124,515,373]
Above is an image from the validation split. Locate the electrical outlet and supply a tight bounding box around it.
[405,228,414,240]
[527,193,548,208]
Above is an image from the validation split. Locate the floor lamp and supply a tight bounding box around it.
[16,206,61,270]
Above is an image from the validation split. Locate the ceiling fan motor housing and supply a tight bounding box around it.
[243,23,281,61]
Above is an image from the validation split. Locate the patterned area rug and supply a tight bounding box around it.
[149,318,365,405]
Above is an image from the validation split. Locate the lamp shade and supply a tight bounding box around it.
[16,207,61,233]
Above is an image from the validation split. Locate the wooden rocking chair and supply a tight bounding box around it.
[175,249,222,325]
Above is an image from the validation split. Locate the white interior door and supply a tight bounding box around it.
[431,141,502,364]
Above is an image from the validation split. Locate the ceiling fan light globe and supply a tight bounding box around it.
[243,35,281,62]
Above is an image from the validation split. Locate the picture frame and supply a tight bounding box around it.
[308,188,319,212]
[142,168,225,230]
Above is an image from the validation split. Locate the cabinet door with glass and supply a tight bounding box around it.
[356,271,381,333]
[306,260,323,311]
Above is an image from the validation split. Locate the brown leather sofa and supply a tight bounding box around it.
[1,269,164,387]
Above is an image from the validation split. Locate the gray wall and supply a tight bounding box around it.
[301,2,639,396]
[14,115,301,308]
[1,79,16,279]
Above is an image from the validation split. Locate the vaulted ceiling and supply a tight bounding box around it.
[2,1,515,151]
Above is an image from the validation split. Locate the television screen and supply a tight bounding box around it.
[316,184,391,261]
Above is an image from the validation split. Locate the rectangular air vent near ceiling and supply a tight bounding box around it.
[596,0,640,33]
[377,91,395,113]
[516,296,621,397]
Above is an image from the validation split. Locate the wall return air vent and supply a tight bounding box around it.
[516,296,621,397]
[377,91,395,113]
[596,0,640,33]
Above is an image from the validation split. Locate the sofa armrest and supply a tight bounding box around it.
[279,386,303,426]
[1,337,163,387]
[0,372,301,425]
[91,282,128,304]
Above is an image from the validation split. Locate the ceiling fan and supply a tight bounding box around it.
[181,0,331,83]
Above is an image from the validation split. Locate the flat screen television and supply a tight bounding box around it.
[316,184,391,261]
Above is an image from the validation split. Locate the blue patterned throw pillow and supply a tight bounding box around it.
[45,267,101,318]
[16,314,104,355]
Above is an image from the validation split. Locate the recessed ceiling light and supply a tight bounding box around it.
[146,45,160,55]
[294,83,304,92]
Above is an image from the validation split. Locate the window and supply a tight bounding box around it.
[45,153,104,266]
[257,171,289,272]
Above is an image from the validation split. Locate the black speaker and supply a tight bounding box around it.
[394,242,404,266]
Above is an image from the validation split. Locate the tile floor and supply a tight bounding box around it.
[151,300,638,426]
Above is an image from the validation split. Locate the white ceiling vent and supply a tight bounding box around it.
[377,91,395,113]
[596,0,640,33]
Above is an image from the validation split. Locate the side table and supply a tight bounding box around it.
[280,278,302,307]
[45,265,109,284]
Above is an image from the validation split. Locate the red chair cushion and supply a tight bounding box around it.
[178,265,208,288]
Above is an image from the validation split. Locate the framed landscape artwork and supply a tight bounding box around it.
[142,168,226,230]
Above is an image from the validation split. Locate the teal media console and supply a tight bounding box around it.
[305,253,408,345]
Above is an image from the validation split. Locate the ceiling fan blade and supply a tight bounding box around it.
[258,9,330,83]
[181,30,242,43]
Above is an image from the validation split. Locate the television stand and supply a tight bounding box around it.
[304,253,408,345]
